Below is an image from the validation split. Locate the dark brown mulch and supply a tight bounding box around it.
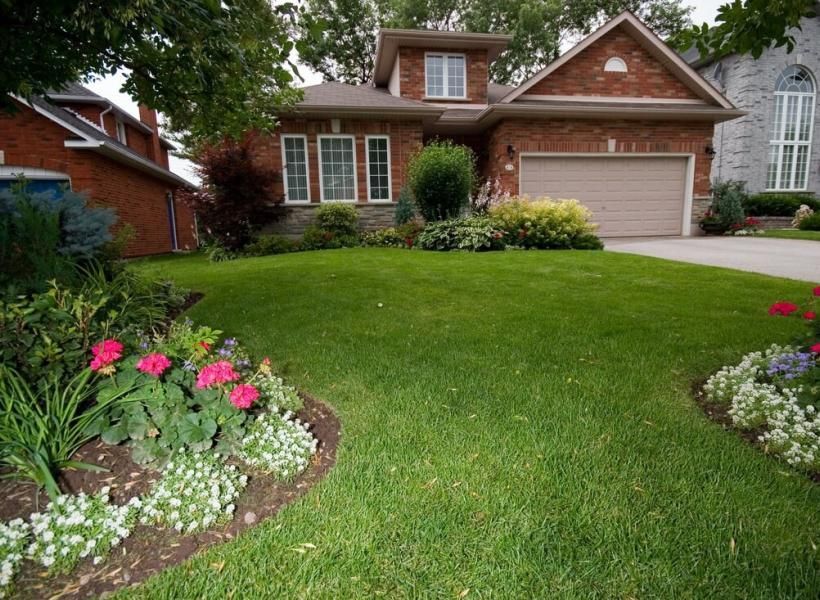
[0,394,340,600]
[166,291,205,322]
[691,379,819,484]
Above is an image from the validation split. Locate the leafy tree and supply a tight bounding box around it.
[299,0,692,85]
[1,0,320,148]
[674,0,818,61]
[177,136,279,250]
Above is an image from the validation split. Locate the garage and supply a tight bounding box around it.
[519,155,691,237]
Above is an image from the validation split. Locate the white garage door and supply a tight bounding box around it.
[519,156,688,237]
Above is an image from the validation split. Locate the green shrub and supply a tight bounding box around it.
[710,180,747,227]
[314,203,359,236]
[0,367,139,499]
[394,187,416,225]
[244,234,299,256]
[360,227,406,247]
[743,193,820,216]
[0,184,116,293]
[797,211,820,231]
[407,140,476,221]
[488,198,601,249]
[302,225,358,250]
[416,216,505,252]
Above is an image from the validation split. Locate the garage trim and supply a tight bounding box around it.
[517,152,696,236]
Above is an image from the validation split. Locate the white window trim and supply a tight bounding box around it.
[766,83,815,192]
[424,52,467,99]
[365,135,392,203]
[115,119,127,144]
[317,134,358,203]
[280,134,311,204]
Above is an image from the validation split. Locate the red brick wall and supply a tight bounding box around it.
[484,118,714,197]
[255,119,424,204]
[398,47,488,103]
[0,100,195,257]
[527,27,700,100]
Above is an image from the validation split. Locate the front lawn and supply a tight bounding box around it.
[130,249,819,598]
[763,229,820,241]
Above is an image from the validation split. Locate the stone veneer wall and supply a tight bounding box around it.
[266,204,397,236]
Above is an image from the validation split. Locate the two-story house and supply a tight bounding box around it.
[685,16,820,197]
[264,10,742,238]
[0,83,197,256]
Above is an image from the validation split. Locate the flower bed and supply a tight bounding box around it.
[700,286,819,474]
[0,323,340,599]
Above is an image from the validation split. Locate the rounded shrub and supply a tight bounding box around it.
[488,197,601,249]
[407,140,476,221]
[710,180,747,227]
[314,203,359,236]
[797,211,820,231]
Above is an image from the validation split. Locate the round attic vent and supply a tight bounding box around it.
[604,57,628,73]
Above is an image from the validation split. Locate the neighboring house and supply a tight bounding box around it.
[0,83,197,256]
[263,10,742,238]
[684,17,820,197]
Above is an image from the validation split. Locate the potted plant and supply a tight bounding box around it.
[699,210,727,234]
[700,180,748,235]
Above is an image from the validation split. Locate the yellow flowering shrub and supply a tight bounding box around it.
[488,196,601,249]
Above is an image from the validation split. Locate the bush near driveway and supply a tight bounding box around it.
[489,197,602,249]
[744,193,820,217]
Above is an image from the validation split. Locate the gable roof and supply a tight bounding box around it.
[373,29,512,86]
[500,11,734,108]
[15,94,192,187]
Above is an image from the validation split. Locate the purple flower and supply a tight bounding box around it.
[767,352,814,380]
[218,347,233,358]
[223,338,237,347]
[236,358,251,369]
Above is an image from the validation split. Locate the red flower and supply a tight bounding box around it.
[811,342,820,354]
[229,384,259,409]
[90,339,124,372]
[768,301,799,316]
[136,353,172,377]
[804,311,817,320]
[197,341,211,352]
[744,217,761,226]
[814,286,820,297]
[405,237,414,249]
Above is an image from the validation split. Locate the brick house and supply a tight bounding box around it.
[0,83,197,256]
[265,11,743,238]
[684,16,820,196]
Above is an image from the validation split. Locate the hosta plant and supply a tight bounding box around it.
[27,489,141,574]
[0,518,29,599]
[139,450,248,534]
[237,412,317,480]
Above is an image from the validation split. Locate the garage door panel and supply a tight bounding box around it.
[519,156,687,237]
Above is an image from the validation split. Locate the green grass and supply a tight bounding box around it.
[762,228,820,241]
[128,249,819,599]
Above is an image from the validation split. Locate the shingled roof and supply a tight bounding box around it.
[292,82,444,116]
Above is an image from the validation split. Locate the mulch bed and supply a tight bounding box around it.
[0,394,340,599]
[692,379,819,484]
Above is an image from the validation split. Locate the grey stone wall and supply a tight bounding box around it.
[697,17,820,195]
[266,204,397,236]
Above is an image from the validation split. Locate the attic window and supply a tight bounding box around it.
[115,120,127,144]
[604,57,628,73]
[425,53,466,98]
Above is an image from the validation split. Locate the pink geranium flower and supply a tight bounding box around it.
[768,301,799,316]
[136,353,172,377]
[229,384,260,409]
[89,339,124,372]
[811,342,820,354]
[196,360,240,389]
[804,311,817,320]
[813,286,820,297]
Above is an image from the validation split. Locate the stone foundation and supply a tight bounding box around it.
[266,204,397,236]
[754,216,794,230]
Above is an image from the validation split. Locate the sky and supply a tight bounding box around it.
[85,0,726,184]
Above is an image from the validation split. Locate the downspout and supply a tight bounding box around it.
[99,104,113,134]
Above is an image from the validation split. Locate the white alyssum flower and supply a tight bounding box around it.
[26,490,139,575]
[705,344,819,469]
[256,373,304,414]
[0,518,30,599]
[140,449,248,534]
[237,412,318,480]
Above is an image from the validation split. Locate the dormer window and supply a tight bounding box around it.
[425,53,466,98]
[115,119,127,144]
[604,57,628,73]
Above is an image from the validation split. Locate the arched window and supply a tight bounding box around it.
[604,57,628,73]
[767,66,815,190]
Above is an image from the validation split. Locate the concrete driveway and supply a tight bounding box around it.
[606,236,820,282]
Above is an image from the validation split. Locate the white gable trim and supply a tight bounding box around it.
[499,11,734,109]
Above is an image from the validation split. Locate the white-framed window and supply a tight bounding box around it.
[365,135,392,202]
[604,57,628,72]
[317,134,357,202]
[767,65,815,191]
[281,134,310,203]
[425,53,466,98]
[115,120,127,144]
